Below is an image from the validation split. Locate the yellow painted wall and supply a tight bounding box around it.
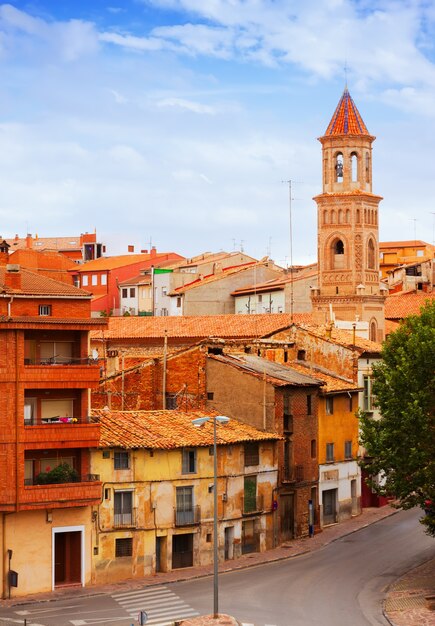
[91,441,278,583]
[0,507,93,598]
[318,392,359,464]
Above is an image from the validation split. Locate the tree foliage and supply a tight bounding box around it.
[359,300,435,536]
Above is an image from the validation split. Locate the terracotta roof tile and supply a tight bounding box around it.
[385,291,435,320]
[380,240,433,250]
[170,261,270,295]
[287,362,360,393]
[0,266,91,297]
[73,253,183,272]
[6,235,84,252]
[231,268,318,296]
[300,324,382,353]
[94,409,281,449]
[90,313,313,341]
[325,88,370,136]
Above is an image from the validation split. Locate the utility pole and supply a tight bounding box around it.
[282,180,294,322]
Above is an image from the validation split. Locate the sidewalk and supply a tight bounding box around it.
[0,505,397,609]
[384,557,435,626]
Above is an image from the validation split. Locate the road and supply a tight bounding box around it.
[0,508,433,626]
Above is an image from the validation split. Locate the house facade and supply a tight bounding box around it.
[0,257,106,598]
[90,409,280,583]
[6,231,104,264]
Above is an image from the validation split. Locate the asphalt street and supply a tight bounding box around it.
[0,508,433,626]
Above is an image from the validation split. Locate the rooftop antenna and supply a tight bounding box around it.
[266,237,272,258]
[282,180,295,322]
[240,240,245,253]
[232,238,237,251]
[409,218,417,245]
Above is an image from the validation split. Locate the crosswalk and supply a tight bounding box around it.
[111,585,199,625]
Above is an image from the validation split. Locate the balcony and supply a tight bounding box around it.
[19,476,102,510]
[282,464,304,483]
[23,417,100,448]
[114,508,137,528]
[174,505,201,526]
[242,494,264,515]
[22,358,101,386]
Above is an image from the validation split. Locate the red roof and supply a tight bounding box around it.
[385,291,435,320]
[0,266,90,297]
[325,88,370,136]
[91,313,313,341]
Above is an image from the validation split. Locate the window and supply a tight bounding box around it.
[258,294,263,303]
[82,275,88,287]
[243,476,258,513]
[176,486,194,525]
[283,439,292,480]
[182,448,197,474]
[101,274,107,286]
[122,288,128,298]
[307,394,312,415]
[130,288,135,298]
[335,153,343,182]
[39,305,52,316]
[176,297,182,308]
[297,350,306,361]
[114,451,130,470]
[207,392,214,400]
[363,375,374,411]
[334,240,344,255]
[351,152,358,181]
[162,286,167,296]
[311,439,317,459]
[368,239,375,269]
[344,440,352,459]
[92,275,98,286]
[326,397,334,415]
[326,443,334,462]
[417,249,424,257]
[114,491,133,526]
[115,537,132,558]
[244,442,259,466]
[165,393,177,410]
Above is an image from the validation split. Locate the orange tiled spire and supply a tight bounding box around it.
[325,87,370,136]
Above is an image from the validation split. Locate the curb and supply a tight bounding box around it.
[0,507,400,609]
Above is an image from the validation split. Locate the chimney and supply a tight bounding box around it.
[128,245,135,253]
[150,246,157,259]
[25,233,33,249]
[5,264,22,290]
[0,239,10,266]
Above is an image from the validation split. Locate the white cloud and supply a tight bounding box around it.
[156,97,216,114]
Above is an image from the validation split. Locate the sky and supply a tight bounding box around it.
[0,0,435,266]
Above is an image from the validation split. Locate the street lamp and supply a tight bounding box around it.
[192,415,230,619]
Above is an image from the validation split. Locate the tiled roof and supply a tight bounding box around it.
[0,316,107,328]
[94,408,281,449]
[73,252,183,272]
[170,261,267,295]
[385,291,435,320]
[324,88,370,136]
[169,250,258,271]
[287,362,360,393]
[231,268,318,296]
[6,235,84,252]
[385,319,400,335]
[90,313,313,341]
[209,354,324,388]
[300,324,382,353]
[380,240,432,250]
[0,266,91,297]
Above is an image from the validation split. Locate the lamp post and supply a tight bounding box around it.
[192,415,230,619]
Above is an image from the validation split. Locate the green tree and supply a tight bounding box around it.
[359,300,435,536]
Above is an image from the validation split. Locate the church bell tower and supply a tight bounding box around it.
[312,87,385,341]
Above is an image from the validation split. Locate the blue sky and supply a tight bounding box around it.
[1,1,435,265]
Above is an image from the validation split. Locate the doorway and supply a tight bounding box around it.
[172,533,193,569]
[53,528,83,587]
[280,494,295,541]
[224,527,234,560]
[156,536,167,573]
[322,489,337,526]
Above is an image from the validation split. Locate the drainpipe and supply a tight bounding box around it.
[7,296,13,317]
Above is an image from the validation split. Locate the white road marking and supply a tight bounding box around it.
[16,606,81,615]
[111,585,199,626]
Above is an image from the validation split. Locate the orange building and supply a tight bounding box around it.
[6,231,104,263]
[380,240,434,278]
[0,248,106,597]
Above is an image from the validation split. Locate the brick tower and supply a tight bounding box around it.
[311,87,386,341]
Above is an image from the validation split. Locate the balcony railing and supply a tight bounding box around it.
[24,415,97,426]
[242,494,264,515]
[174,505,201,526]
[114,508,137,528]
[282,464,304,483]
[24,473,100,486]
[24,356,99,366]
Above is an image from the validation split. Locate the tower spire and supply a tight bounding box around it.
[325,88,370,137]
